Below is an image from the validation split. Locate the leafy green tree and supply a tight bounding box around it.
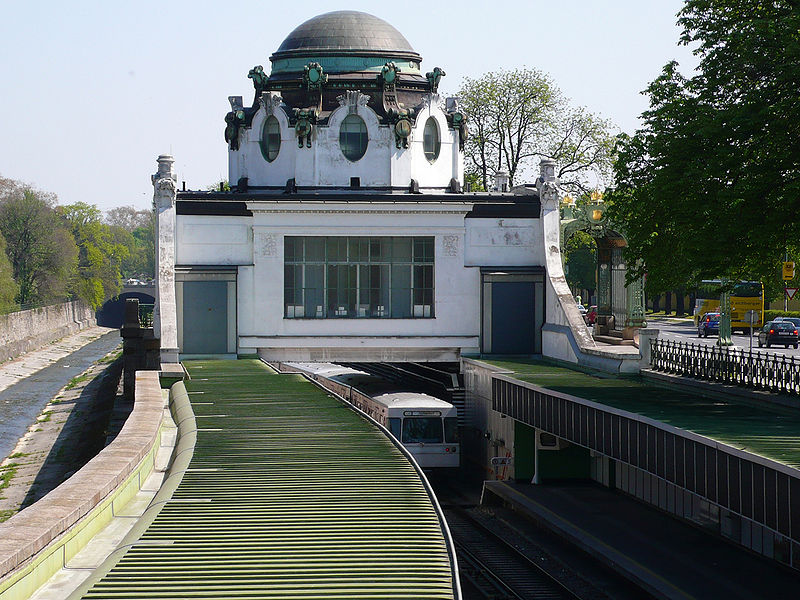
[0,185,77,305]
[463,172,486,192]
[0,232,19,311]
[105,205,152,231]
[607,1,800,294]
[459,68,616,192]
[104,205,155,279]
[58,202,129,309]
[129,216,155,278]
[564,231,597,297]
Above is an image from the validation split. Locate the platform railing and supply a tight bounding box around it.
[650,338,800,395]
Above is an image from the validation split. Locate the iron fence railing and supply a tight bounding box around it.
[0,300,71,316]
[138,303,154,328]
[650,338,800,395]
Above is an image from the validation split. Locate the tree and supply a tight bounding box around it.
[606,1,800,294]
[564,231,597,297]
[458,68,617,192]
[0,232,18,311]
[104,204,155,279]
[58,202,129,309]
[546,108,617,196]
[0,186,77,305]
[105,205,152,231]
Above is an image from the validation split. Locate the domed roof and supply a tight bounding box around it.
[271,11,420,61]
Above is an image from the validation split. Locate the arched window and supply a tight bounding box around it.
[340,114,368,162]
[423,117,440,163]
[260,116,281,162]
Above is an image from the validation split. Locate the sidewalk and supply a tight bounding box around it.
[645,314,695,326]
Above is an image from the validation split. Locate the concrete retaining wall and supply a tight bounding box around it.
[0,302,95,364]
[0,371,167,598]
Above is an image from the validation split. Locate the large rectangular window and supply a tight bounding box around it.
[284,236,434,319]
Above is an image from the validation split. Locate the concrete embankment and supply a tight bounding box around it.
[0,329,120,462]
[0,370,174,600]
[0,302,95,365]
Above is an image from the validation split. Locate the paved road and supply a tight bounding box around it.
[648,318,800,358]
[0,330,121,461]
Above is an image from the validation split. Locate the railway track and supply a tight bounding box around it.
[445,507,580,600]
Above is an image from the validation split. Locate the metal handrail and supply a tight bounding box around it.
[0,299,74,316]
[650,338,800,395]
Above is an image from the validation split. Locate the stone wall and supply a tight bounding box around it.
[0,301,95,364]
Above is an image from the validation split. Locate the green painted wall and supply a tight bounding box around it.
[513,421,536,481]
[538,443,591,481]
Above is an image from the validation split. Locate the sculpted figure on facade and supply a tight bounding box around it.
[426,67,446,93]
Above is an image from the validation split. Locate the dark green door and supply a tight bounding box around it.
[182,281,228,354]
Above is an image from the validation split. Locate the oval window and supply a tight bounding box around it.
[423,117,440,163]
[260,116,281,162]
[340,114,368,162]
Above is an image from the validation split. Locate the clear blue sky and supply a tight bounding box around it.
[0,1,697,212]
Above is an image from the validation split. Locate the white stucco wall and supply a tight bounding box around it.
[229,96,462,191]
[174,199,559,361]
[464,217,543,266]
[242,202,479,351]
[175,216,253,266]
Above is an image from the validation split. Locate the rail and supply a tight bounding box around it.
[137,303,154,327]
[0,300,71,316]
[275,361,462,600]
[650,338,800,395]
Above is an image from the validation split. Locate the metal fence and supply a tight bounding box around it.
[0,300,70,316]
[650,338,800,395]
[138,303,154,327]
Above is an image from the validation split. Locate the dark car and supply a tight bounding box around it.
[758,321,799,348]
[697,312,720,337]
[773,316,800,328]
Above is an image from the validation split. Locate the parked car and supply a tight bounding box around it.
[758,321,799,348]
[773,317,800,328]
[586,305,597,325]
[576,304,587,322]
[697,312,721,337]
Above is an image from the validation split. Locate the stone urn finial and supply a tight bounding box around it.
[537,159,560,209]
[152,154,177,209]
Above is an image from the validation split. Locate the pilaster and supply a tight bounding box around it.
[152,154,179,362]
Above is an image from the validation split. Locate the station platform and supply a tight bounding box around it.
[482,358,800,469]
[483,480,800,599]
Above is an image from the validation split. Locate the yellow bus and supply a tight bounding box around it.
[693,281,764,331]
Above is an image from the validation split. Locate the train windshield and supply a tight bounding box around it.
[402,417,443,443]
[388,418,402,439]
[444,418,458,443]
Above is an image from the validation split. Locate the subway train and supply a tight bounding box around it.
[285,362,460,468]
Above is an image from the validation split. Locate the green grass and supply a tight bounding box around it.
[99,350,123,364]
[0,463,20,490]
[0,509,17,523]
[65,373,90,390]
[8,452,29,459]
[37,411,52,423]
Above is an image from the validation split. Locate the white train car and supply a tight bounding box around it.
[285,362,460,468]
[362,392,459,469]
